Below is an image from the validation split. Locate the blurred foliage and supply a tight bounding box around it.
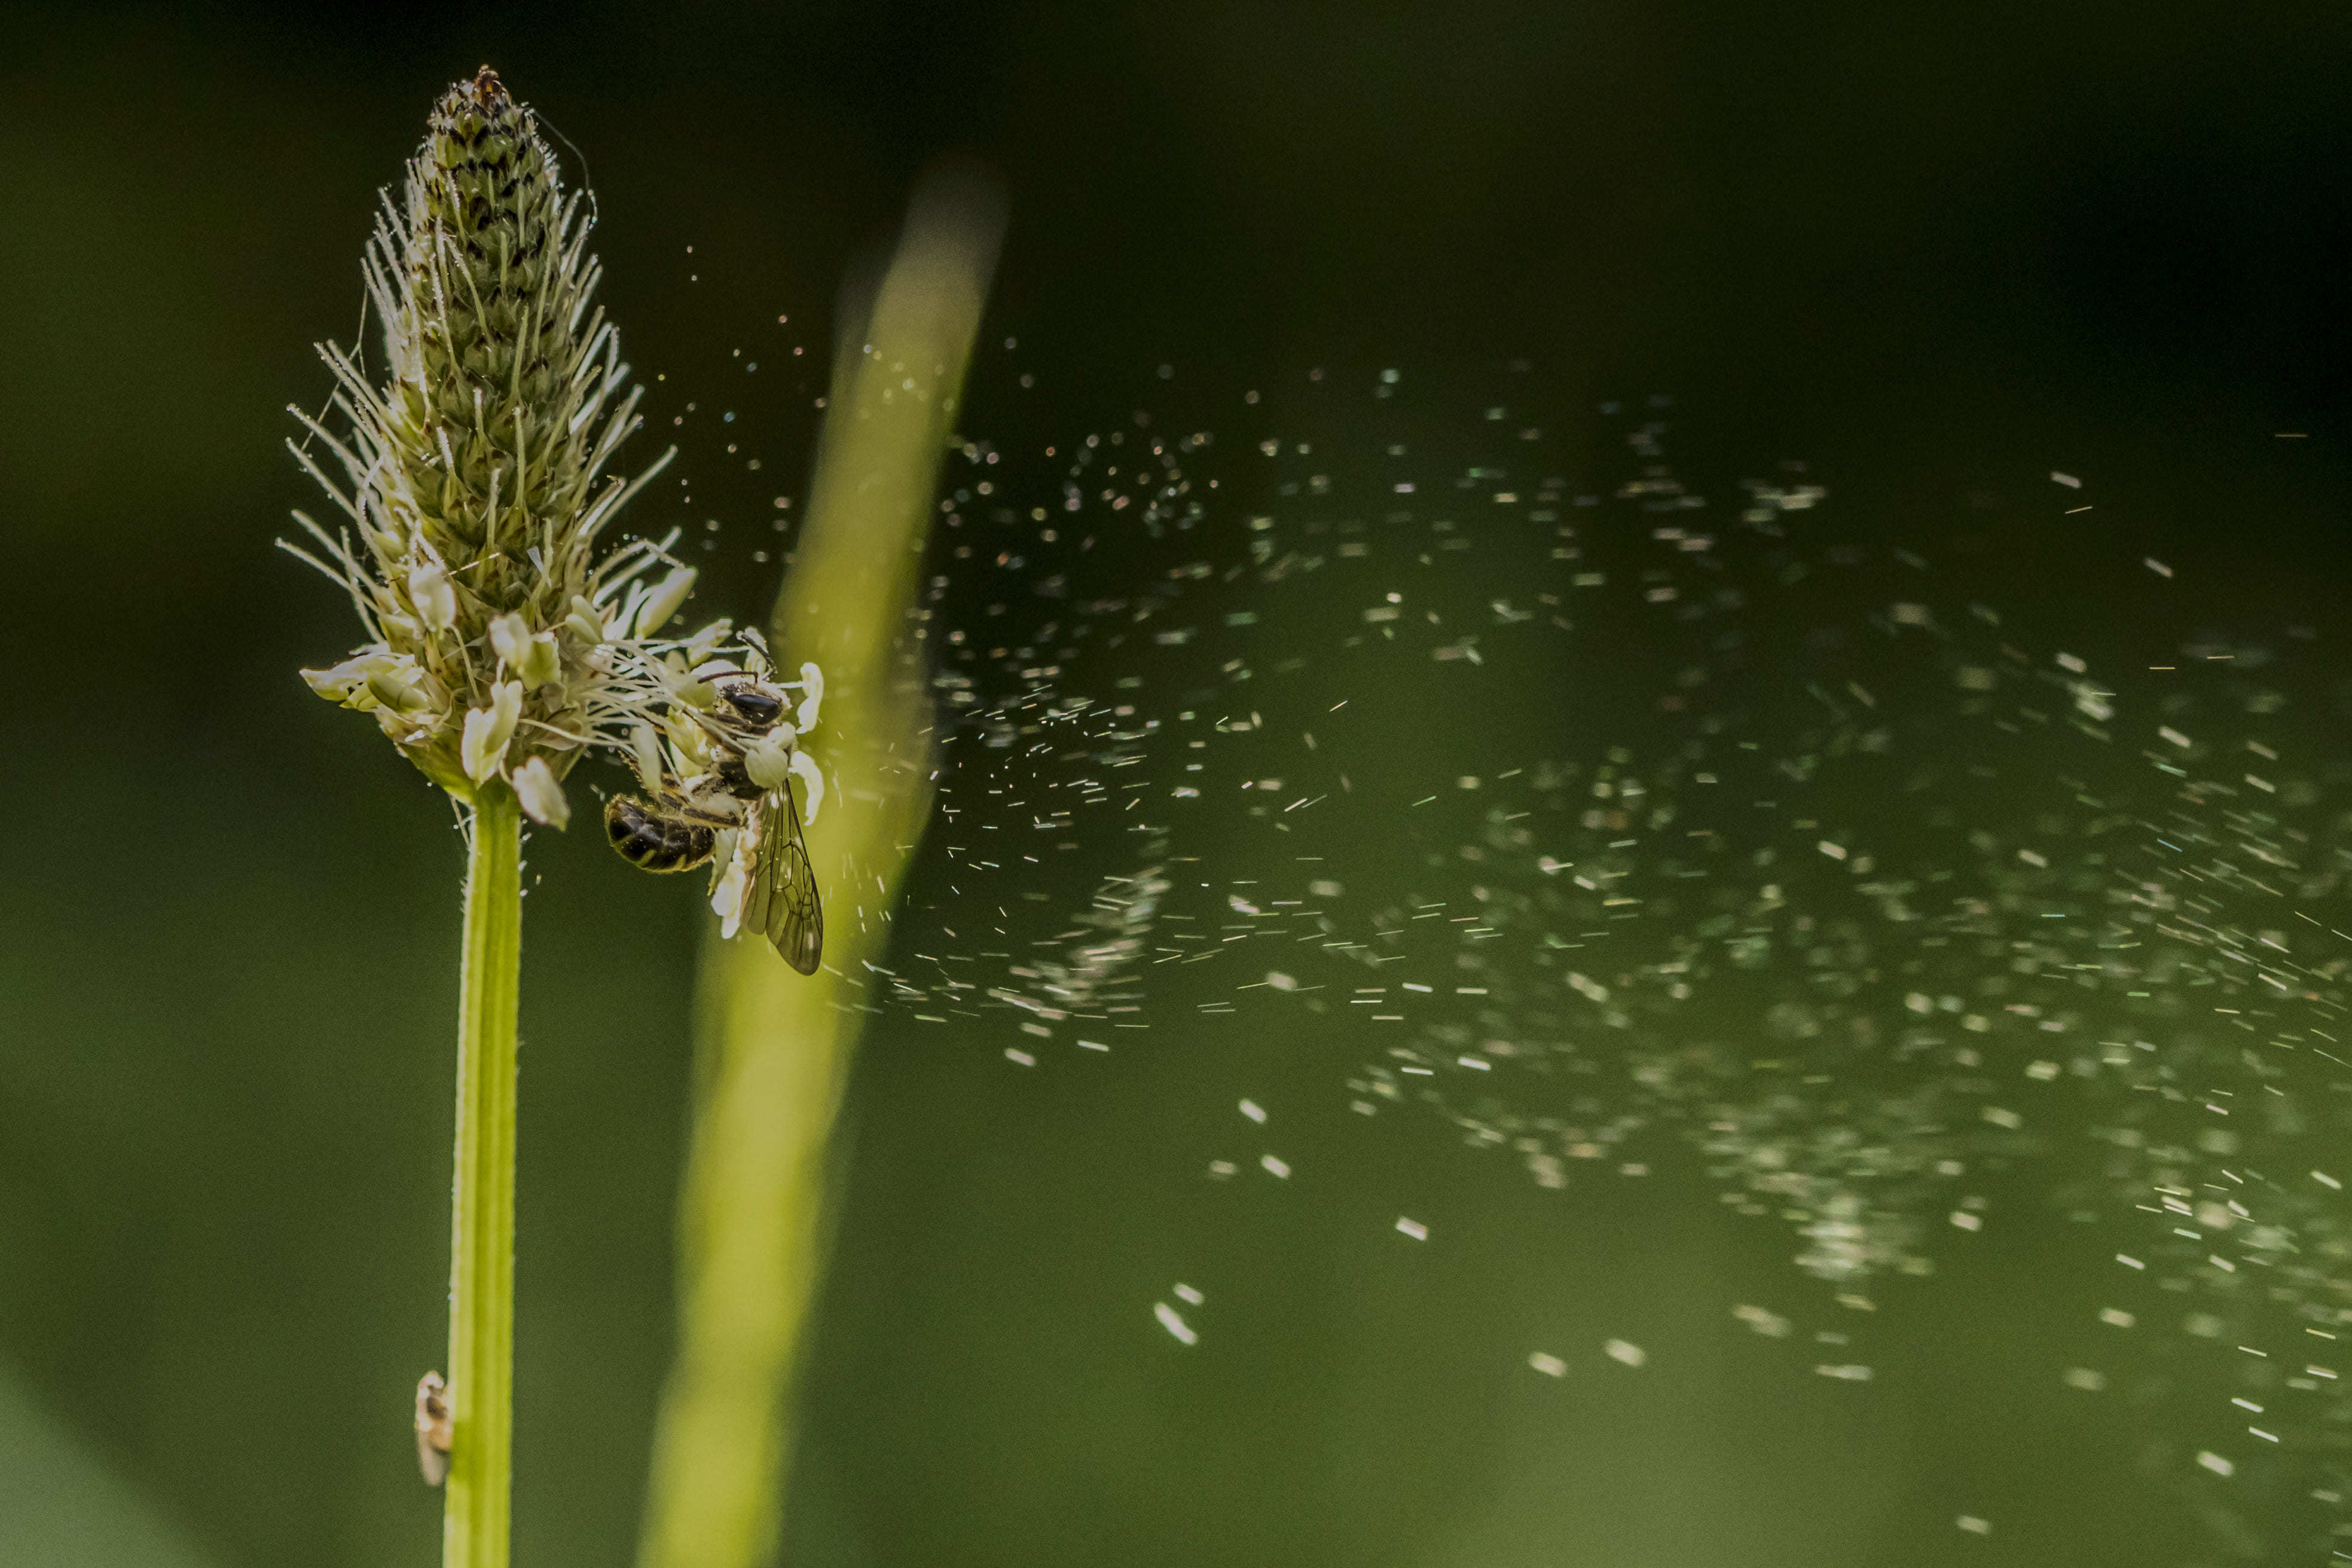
[642,163,1004,1568]
[0,3,2349,1567]
[0,1361,219,1567]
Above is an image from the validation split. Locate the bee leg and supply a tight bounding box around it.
[670,826,717,872]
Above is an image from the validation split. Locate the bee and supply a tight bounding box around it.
[605,672,824,975]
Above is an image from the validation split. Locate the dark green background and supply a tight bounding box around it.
[2,2,2348,1564]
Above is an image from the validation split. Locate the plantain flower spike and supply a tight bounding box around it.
[286,67,739,826]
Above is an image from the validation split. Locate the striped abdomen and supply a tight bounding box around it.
[604,795,716,873]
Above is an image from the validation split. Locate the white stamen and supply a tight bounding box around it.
[789,748,824,825]
[743,731,796,789]
[461,681,524,783]
[413,561,457,632]
[636,566,697,636]
[795,661,824,729]
[512,757,570,829]
[630,723,665,794]
[488,613,532,670]
[711,846,750,934]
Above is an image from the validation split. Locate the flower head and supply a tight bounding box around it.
[285,67,747,824]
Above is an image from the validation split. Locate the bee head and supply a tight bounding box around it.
[719,680,785,726]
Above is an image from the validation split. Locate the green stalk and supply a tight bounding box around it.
[639,163,1006,1568]
[290,70,701,1566]
[445,785,523,1568]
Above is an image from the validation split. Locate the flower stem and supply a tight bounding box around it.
[446,784,522,1568]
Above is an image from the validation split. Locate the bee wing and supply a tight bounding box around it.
[743,779,823,975]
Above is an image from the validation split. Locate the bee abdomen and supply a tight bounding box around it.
[605,795,716,873]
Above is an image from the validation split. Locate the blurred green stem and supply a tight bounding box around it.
[447,785,521,1568]
[639,163,1005,1568]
